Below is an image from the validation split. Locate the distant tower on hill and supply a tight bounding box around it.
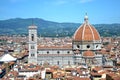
[28,23,37,64]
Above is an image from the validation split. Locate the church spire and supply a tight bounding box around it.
[84,13,88,23]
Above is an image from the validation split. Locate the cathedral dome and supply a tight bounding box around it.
[73,14,100,41]
[83,50,95,58]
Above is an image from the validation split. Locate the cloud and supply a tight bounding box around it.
[79,0,94,3]
[53,0,68,5]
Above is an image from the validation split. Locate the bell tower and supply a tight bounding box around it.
[28,24,37,64]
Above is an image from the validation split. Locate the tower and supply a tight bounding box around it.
[28,24,37,64]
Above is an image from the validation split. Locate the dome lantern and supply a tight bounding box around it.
[84,13,88,24]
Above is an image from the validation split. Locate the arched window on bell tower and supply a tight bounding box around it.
[31,34,34,41]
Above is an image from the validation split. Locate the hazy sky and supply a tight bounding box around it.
[0,0,120,24]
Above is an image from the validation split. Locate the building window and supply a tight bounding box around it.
[31,46,34,49]
[57,61,59,65]
[68,61,70,65]
[77,45,80,48]
[87,44,90,48]
[96,45,98,48]
[31,34,34,41]
[37,51,39,53]
[57,51,60,54]
[47,51,49,54]
[67,51,70,54]
[31,53,35,57]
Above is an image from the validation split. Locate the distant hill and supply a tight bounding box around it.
[0,18,120,37]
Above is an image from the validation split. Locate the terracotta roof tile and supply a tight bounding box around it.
[83,50,95,57]
[74,23,100,41]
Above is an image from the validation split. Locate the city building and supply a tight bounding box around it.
[28,14,102,66]
[73,14,102,66]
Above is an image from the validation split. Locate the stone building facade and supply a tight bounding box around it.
[28,14,102,66]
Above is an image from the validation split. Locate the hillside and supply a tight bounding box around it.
[0,18,120,37]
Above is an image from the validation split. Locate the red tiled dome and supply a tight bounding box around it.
[83,50,95,57]
[73,15,100,41]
